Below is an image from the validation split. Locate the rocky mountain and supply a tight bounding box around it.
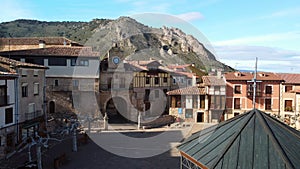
[0,17,233,72]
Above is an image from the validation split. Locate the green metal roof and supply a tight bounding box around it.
[178,109,300,169]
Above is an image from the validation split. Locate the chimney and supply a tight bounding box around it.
[192,74,197,86]
[39,40,46,48]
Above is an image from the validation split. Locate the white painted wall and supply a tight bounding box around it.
[45,58,99,78]
[186,95,192,109]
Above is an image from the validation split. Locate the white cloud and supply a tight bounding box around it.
[213,31,300,46]
[214,45,300,73]
[0,0,33,22]
[175,12,204,22]
[261,7,300,19]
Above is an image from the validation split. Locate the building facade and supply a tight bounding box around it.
[167,86,208,123]
[0,56,47,159]
[277,73,300,129]
[0,72,17,159]
[224,72,283,119]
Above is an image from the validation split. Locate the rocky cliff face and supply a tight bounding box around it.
[0,17,233,72]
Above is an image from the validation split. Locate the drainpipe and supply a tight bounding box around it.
[15,69,19,142]
[43,70,47,130]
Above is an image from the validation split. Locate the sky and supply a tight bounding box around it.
[1,0,300,73]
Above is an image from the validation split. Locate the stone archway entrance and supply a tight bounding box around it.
[49,101,55,114]
[106,97,129,123]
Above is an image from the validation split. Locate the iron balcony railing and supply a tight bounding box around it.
[25,110,43,121]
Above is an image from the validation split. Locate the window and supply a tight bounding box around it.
[185,109,193,118]
[22,83,28,97]
[265,85,272,94]
[284,100,293,111]
[71,58,89,66]
[146,77,150,84]
[285,85,293,92]
[265,98,272,110]
[0,85,7,106]
[5,107,13,124]
[144,89,150,101]
[234,112,240,117]
[163,77,168,83]
[234,98,241,109]
[48,58,67,66]
[21,69,27,77]
[200,95,205,109]
[187,79,192,86]
[33,83,39,95]
[173,78,176,84]
[192,95,198,108]
[33,70,39,77]
[107,78,112,89]
[54,80,59,87]
[26,58,44,65]
[234,85,241,94]
[155,77,159,85]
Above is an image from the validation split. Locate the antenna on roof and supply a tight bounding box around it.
[253,57,258,109]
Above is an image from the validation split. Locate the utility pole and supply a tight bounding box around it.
[253,57,258,109]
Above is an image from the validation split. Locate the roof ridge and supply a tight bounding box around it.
[210,110,256,168]
[256,109,294,169]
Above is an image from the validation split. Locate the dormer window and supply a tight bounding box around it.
[259,73,267,77]
[234,72,241,77]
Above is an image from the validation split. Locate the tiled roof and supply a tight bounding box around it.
[176,72,197,78]
[167,64,191,70]
[0,46,100,57]
[224,72,283,81]
[126,60,160,66]
[0,37,82,46]
[124,60,148,70]
[167,86,206,95]
[0,56,47,73]
[0,71,17,77]
[202,76,225,86]
[276,73,300,84]
[178,109,300,169]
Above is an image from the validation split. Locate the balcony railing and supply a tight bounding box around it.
[247,91,262,97]
[25,110,43,121]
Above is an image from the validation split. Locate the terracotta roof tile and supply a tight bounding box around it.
[276,73,300,84]
[202,76,225,86]
[0,46,100,57]
[224,72,283,81]
[167,64,191,70]
[0,56,47,73]
[0,37,82,46]
[167,86,206,95]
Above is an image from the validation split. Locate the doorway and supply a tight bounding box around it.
[49,101,55,114]
[197,112,204,122]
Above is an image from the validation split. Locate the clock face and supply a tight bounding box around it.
[112,56,120,65]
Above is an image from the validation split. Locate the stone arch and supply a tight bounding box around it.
[105,97,129,123]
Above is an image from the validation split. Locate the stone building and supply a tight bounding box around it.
[0,56,47,159]
[99,55,173,122]
[0,46,100,116]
